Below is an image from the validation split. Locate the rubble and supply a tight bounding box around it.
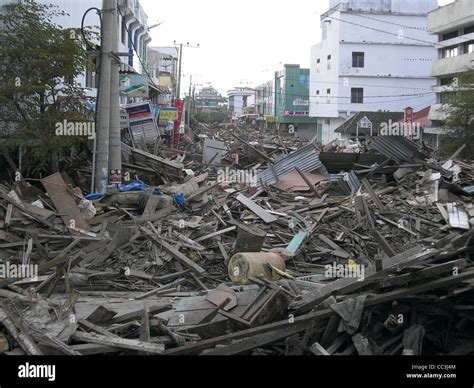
[0,130,473,356]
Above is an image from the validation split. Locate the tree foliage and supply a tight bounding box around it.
[0,0,96,175]
[440,70,474,159]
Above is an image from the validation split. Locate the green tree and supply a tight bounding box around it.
[440,70,474,159]
[0,0,96,175]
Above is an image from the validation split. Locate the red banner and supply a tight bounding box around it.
[404,107,414,140]
[173,99,185,147]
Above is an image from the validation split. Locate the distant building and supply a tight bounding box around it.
[275,64,318,140]
[309,0,438,144]
[227,87,255,120]
[255,80,274,129]
[147,46,179,101]
[194,86,227,113]
[427,0,474,129]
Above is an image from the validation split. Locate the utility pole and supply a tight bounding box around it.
[174,41,200,99]
[109,0,121,184]
[176,43,183,99]
[94,0,114,194]
[187,74,192,127]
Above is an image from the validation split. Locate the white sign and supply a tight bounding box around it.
[293,98,309,106]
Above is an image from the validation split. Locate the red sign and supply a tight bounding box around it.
[173,99,185,147]
[404,107,414,140]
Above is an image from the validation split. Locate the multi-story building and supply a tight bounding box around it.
[227,87,255,120]
[255,80,274,129]
[0,0,151,97]
[275,64,318,140]
[309,0,438,144]
[194,86,227,113]
[147,46,179,100]
[427,0,474,126]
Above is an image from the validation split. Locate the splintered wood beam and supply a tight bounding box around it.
[141,227,206,275]
[236,194,278,224]
[163,268,474,355]
[72,331,165,354]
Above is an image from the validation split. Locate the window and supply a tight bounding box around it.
[121,17,126,44]
[440,92,455,104]
[327,54,331,70]
[442,30,458,41]
[352,52,365,68]
[440,77,455,86]
[326,89,331,95]
[316,58,320,73]
[464,25,474,35]
[464,41,474,54]
[351,88,364,104]
[443,46,458,58]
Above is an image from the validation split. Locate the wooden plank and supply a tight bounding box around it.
[372,229,396,258]
[204,323,309,355]
[41,173,89,231]
[309,342,330,355]
[69,343,121,355]
[142,194,161,217]
[78,319,120,338]
[362,178,384,210]
[352,333,373,355]
[163,269,474,355]
[194,226,236,243]
[236,194,278,224]
[295,167,321,198]
[4,204,13,228]
[72,331,165,354]
[85,305,117,325]
[0,303,43,355]
[436,203,449,223]
[142,227,206,275]
[111,304,172,324]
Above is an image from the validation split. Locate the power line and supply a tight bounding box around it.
[326,15,439,47]
[353,12,474,43]
[352,13,428,31]
[263,77,434,91]
[247,88,434,100]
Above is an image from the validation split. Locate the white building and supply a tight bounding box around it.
[227,87,255,120]
[0,0,150,96]
[427,0,474,125]
[147,46,179,99]
[309,0,438,144]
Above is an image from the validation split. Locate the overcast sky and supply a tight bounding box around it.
[140,0,455,96]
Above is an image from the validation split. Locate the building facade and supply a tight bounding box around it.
[309,0,438,145]
[275,64,318,140]
[427,0,474,127]
[255,80,274,129]
[147,46,179,101]
[194,86,227,113]
[0,0,151,97]
[227,87,255,120]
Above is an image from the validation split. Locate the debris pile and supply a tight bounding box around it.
[0,130,473,356]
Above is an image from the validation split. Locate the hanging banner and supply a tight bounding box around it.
[404,107,414,140]
[173,99,185,147]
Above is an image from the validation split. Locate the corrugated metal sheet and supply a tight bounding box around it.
[331,171,362,194]
[257,144,324,189]
[371,136,425,164]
